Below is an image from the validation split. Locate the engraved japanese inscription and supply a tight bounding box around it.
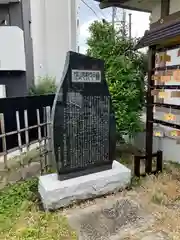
[52,51,116,180]
[72,69,101,82]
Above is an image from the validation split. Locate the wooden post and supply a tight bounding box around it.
[24,110,29,153]
[0,113,8,169]
[43,107,48,172]
[161,0,170,19]
[36,109,44,173]
[16,111,25,179]
[46,106,52,169]
[156,150,163,172]
[134,155,141,177]
[145,46,155,174]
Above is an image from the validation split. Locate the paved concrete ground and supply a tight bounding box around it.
[64,192,168,240]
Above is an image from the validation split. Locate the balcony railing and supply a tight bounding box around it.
[0,26,26,71]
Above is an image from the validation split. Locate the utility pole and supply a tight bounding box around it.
[129,13,132,40]
[112,7,116,30]
[122,9,126,38]
[112,7,116,40]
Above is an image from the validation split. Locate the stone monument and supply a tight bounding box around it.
[52,51,116,180]
[38,52,131,210]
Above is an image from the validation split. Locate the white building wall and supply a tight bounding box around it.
[30,0,79,83]
[30,0,46,78]
[169,0,180,14]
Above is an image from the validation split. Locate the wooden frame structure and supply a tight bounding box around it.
[95,0,180,176]
[134,0,180,176]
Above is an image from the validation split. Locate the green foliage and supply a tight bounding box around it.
[0,179,38,213]
[29,76,57,96]
[87,21,147,135]
[0,179,77,239]
[0,178,38,230]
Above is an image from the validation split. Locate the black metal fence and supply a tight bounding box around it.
[0,94,55,153]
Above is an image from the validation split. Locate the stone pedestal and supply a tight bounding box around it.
[38,161,131,210]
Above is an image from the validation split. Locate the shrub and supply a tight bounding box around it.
[87,20,147,136]
[29,76,57,96]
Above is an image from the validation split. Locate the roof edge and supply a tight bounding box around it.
[98,2,151,13]
[134,20,180,50]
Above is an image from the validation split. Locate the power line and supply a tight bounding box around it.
[98,10,108,19]
[106,10,114,21]
[81,0,101,19]
[90,0,109,19]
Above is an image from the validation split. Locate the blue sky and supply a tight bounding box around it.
[78,0,150,53]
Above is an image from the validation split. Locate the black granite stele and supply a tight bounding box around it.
[51,51,116,180]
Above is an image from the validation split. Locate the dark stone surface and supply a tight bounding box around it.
[52,51,116,180]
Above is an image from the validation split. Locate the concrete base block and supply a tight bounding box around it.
[38,161,131,210]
